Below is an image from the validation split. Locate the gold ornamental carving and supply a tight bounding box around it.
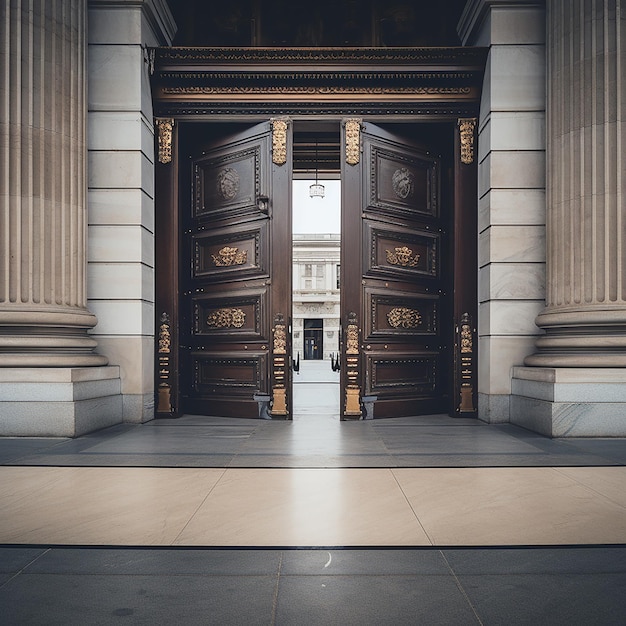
[460,316,473,353]
[457,312,476,414]
[271,313,288,416]
[458,118,477,165]
[163,86,472,96]
[387,307,422,329]
[158,313,171,353]
[344,118,361,166]
[346,318,359,355]
[271,118,289,165]
[212,246,247,267]
[156,118,174,164]
[157,312,173,414]
[206,308,246,329]
[344,312,362,417]
[385,246,420,267]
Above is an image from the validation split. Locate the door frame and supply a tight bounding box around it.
[151,47,486,419]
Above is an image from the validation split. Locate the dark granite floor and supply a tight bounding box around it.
[2,414,626,468]
[1,546,625,625]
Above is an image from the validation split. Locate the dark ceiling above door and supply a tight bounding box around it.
[166,0,469,48]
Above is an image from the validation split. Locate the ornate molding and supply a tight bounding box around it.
[271,117,289,165]
[211,246,247,267]
[155,117,174,164]
[157,312,173,414]
[385,246,420,267]
[457,312,476,414]
[271,313,288,416]
[156,47,488,64]
[206,308,246,329]
[344,311,361,417]
[162,86,472,96]
[458,117,477,164]
[344,118,362,166]
[387,307,422,329]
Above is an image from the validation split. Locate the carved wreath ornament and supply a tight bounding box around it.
[211,246,247,267]
[387,307,422,329]
[206,308,246,329]
[385,246,420,267]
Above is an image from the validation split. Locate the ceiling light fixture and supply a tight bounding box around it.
[309,139,325,198]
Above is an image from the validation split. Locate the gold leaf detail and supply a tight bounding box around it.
[156,118,174,164]
[458,118,477,165]
[211,246,248,267]
[158,313,171,353]
[385,246,420,267]
[387,307,422,329]
[460,312,473,353]
[460,324,472,353]
[345,118,361,166]
[206,308,246,329]
[271,118,288,165]
[273,319,287,354]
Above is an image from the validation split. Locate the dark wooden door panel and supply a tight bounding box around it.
[181,120,292,418]
[341,121,451,419]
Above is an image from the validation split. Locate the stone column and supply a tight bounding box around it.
[0,0,107,367]
[512,0,626,436]
[525,0,626,367]
[0,1,122,437]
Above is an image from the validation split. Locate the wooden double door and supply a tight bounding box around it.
[178,118,467,419]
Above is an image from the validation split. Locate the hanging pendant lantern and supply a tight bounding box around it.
[309,138,325,198]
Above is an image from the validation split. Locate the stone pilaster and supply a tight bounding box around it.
[87,0,176,423]
[458,0,547,423]
[525,0,626,367]
[0,0,107,367]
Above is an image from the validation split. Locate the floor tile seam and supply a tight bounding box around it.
[0,542,626,544]
[170,467,230,545]
[388,468,435,546]
[551,466,626,511]
[269,552,283,626]
[0,547,51,590]
[438,550,485,626]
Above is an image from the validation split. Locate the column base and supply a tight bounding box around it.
[511,366,626,437]
[0,367,123,437]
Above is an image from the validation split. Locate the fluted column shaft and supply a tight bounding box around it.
[527,0,626,366]
[0,0,106,366]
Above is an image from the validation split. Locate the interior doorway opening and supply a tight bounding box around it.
[292,124,342,419]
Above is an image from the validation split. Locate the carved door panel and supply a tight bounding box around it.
[341,120,450,418]
[181,120,293,418]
